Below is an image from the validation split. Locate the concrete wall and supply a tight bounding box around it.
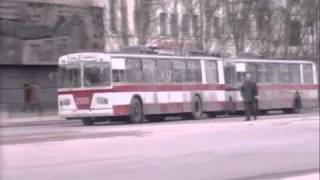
[0,1,105,113]
[0,66,58,113]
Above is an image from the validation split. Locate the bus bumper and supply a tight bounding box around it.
[58,109,114,119]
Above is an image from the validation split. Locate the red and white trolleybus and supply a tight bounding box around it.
[57,52,318,125]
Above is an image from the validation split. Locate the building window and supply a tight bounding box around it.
[170,14,178,37]
[182,14,191,37]
[192,14,199,37]
[212,17,220,38]
[110,0,118,34]
[160,12,168,36]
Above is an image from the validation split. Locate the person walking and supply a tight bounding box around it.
[22,83,32,112]
[240,73,258,121]
[30,81,42,113]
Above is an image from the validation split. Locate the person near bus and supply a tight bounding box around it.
[30,81,42,113]
[240,73,258,121]
[23,83,32,112]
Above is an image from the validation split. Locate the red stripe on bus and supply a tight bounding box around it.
[113,101,226,116]
[58,84,226,94]
[259,84,318,90]
[225,83,318,91]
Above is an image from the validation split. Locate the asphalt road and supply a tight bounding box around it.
[1,112,319,180]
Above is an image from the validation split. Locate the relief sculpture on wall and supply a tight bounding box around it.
[0,1,104,65]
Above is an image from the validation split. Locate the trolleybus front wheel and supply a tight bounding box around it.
[128,97,144,123]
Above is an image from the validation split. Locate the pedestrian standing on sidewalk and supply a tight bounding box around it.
[22,83,32,112]
[240,73,258,121]
[30,81,42,113]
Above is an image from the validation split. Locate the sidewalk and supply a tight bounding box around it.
[0,111,65,128]
[282,173,319,180]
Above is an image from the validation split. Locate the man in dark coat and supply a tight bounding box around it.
[23,83,32,112]
[240,73,258,121]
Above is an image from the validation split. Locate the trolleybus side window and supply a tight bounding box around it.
[157,59,172,83]
[258,63,268,83]
[112,69,125,83]
[289,64,301,83]
[247,63,258,82]
[142,58,156,83]
[126,57,143,83]
[303,64,313,83]
[224,65,236,85]
[279,64,290,83]
[235,63,246,83]
[268,63,281,83]
[111,58,126,83]
[205,61,219,84]
[172,59,187,83]
[187,60,202,83]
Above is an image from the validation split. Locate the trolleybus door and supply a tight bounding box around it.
[224,62,237,113]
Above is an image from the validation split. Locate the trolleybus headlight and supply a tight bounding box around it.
[60,99,71,106]
[96,97,108,105]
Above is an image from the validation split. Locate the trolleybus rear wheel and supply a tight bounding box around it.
[191,95,203,120]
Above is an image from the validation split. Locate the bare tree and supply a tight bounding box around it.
[294,0,318,61]
[226,0,255,55]
[252,0,272,57]
[201,0,222,53]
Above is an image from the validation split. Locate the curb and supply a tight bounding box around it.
[0,115,67,128]
[0,119,65,128]
[282,173,319,180]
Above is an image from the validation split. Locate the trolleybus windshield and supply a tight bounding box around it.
[58,61,111,88]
